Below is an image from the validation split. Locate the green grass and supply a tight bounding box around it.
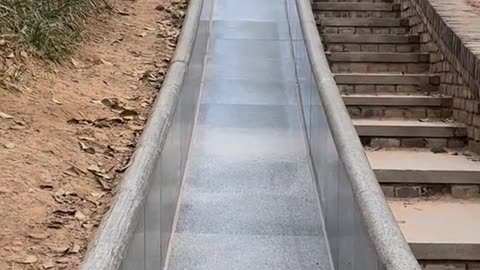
[0,0,113,61]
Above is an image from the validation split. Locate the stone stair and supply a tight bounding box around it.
[314,0,480,266]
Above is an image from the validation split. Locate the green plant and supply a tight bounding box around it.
[0,0,113,61]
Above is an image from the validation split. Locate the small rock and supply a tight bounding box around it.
[4,143,16,149]
[15,255,38,264]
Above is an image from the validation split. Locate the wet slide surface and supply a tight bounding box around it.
[165,0,332,269]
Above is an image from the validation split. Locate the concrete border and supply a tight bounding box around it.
[294,0,421,269]
[80,1,204,269]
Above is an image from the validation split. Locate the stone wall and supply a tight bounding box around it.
[399,0,480,152]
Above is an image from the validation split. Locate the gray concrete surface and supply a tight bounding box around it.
[165,0,333,269]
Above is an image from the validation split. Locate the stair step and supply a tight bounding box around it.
[343,94,451,107]
[312,2,400,11]
[327,52,429,63]
[368,149,480,184]
[353,119,467,138]
[323,34,419,44]
[389,197,480,260]
[318,18,407,27]
[313,0,394,3]
[334,73,439,85]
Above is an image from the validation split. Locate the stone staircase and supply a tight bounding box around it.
[314,0,480,267]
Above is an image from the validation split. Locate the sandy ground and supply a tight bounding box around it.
[0,0,186,269]
[467,0,480,9]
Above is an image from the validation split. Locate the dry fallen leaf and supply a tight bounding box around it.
[15,255,38,264]
[100,58,113,66]
[50,245,69,253]
[120,109,138,120]
[28,232,50,240]
[64,166,84,177]
[75,210,88,222]
[129,124,144,131]
[78,136,96,142]
[51,97,62,105]
[79,141,96,154]
[87,164,102,173]
[70,243,81,253]
[0,111,13,119]
[4,143,16,149]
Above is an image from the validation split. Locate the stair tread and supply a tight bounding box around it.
[389,196,480,260]
[368,148,480,172]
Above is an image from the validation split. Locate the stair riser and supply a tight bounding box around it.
[376,169,479,185]
[357,125,467,138]
[326,43,420,52]
[381,184,480,198]
[327,52,430,63]
[347,106,451,119]
[312,2,400,11]
[324,34,418,44]
[320,26,407,35]
[314,11,400,19]
[331,62,429,73]
[339,84,438,94]
[318,18,407,27]
[313,0,394,3]
[361,136,466,148]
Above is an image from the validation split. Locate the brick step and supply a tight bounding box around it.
[313,0,394,3]
[326,43,420,53]
[381,182,479,198]
[343,94,451,106]
[323,34,419,44]
[334,73,439,85]
[344,94,452,119]
[320,25,407,35]
[354,119,467,144]
[312,2,400,11]
[327,52,430,63]
[314,10,400,19]
[318,18,407,27]
[331,62,429,73]
[389,196,480,262]
[368,149,480,184]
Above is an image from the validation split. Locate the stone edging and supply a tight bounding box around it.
[79,1,204,269]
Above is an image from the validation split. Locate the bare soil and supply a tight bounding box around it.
[0,0,186,269]
[467,0,480,9]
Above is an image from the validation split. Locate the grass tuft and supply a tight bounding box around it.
[0,0,113,61]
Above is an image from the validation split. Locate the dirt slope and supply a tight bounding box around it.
[0,0,186,269]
